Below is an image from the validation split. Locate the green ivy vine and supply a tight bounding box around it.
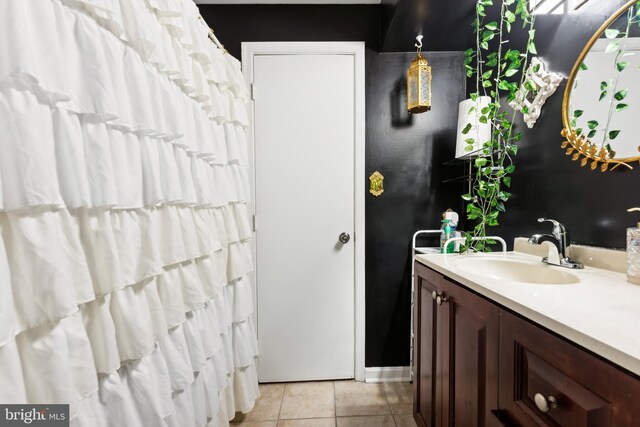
[461,0,537,251]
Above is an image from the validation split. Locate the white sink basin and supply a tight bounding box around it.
[451,257,580,285]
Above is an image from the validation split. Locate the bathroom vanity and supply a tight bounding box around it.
[413,252,640,427]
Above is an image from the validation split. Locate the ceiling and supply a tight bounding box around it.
[195,0,381,4]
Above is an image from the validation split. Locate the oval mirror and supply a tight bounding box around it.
[562,0,640,172]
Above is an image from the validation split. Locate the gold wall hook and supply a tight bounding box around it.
[369,171,384,197]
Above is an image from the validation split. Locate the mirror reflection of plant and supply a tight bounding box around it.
[460,0,536,252]
[571,2,639,158]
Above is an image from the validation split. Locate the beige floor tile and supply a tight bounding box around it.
[277,418,336,427]
[336,415,395,427]
[382,382,413,414]
[334,381,391,417]
[279,382,335,419]
[394,414,418,427]
[231,421,278,427]
[233,383,285,422]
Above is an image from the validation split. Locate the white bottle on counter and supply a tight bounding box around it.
[627,208,640,285]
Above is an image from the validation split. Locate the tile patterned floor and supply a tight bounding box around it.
[231,381,417,427]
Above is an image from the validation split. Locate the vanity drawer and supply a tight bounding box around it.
[516,345,610,426]
[498,310,640,427]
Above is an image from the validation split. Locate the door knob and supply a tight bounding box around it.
[339,232,351,244]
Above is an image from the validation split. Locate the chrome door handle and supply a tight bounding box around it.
[339,232,351,244]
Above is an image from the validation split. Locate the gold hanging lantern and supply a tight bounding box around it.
[407,35,432,113]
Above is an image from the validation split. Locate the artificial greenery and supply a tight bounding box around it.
[460,0,537,251]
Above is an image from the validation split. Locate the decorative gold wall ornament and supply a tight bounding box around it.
[561,0,640,172]
[407,35,432,114]
[560,128,631,172]
[369,171,384,197]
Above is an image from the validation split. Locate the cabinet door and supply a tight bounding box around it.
[441,279,500,427]
[414,264,501,427]
[414,263,445,427]
[498,310,640,427]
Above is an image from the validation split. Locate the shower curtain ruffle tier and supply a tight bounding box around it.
[0,0,259,425]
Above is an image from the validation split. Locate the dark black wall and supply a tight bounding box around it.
[483,2,640,250]
[365,52,465,367]
[198,5,466,368]
[200,5,381,57]
[379,0,638,250]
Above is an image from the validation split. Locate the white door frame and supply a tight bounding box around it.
[241,42,366,382]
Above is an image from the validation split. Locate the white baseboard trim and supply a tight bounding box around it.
[364,366,411,383]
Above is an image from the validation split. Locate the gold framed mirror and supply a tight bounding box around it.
[561,0,640,172]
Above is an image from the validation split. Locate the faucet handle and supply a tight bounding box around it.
[537,217,559,226]
[537,218,566,234]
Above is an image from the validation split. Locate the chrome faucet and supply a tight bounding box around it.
[528,218,584,269]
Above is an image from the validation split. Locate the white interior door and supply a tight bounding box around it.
[249,45,360,382]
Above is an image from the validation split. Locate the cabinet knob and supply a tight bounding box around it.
[436,293,449,306]
[431,291,450,305]
[534,393,558,413]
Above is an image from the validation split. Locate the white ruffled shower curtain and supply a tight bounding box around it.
[0,0,259,425]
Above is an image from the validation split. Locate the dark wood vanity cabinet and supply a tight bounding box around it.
[498,310,640,427]
[414,262,640,427]
[413,262,500,427]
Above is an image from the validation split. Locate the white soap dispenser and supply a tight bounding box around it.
[627,208,640,285]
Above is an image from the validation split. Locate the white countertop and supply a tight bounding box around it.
[415,251,640,376]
